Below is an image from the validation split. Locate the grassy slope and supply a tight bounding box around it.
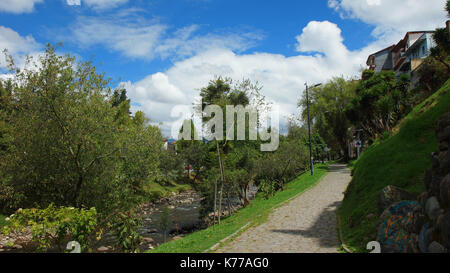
[339,80,450,252]
[149,164,329,253]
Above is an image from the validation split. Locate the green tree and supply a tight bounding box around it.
[345,71,410,139]
[1,45,162,214]
[298,77,358,160]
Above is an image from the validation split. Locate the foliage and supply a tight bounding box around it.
[345,71,411,139]
[0,45,162,215]
[2,205,98,252]
[415,57,450,96]
[339,80,450,252]
[298,77,358,160]
[109,209,143,253]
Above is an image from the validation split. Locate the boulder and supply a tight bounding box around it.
[418,223,431,253]
[438,212,450,249]
[437,126,450,142]
[438,150,450,175]
[436,112,450,133]
[429,174,443,198]
[440,174,450,207]
[378,186,416,214]
[377,201,425,253]
[418,192,429,209]
[440,141,449,152]
[428,241,447,253]
[424,169,433,192]
[425,197,442,222]
[432,152,440,169]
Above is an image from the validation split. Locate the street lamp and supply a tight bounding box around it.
[305,82,322,176]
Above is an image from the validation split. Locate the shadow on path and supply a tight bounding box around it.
[270,201,342,248]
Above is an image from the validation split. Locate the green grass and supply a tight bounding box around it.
[148,165,329,253]
[339,80,450,252]
[0,214,7,227]
[146,180,193,201]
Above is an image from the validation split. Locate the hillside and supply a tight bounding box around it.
[339,80,450,252]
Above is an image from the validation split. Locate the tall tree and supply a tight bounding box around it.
[299,77,358,161]
[1,45,162,214]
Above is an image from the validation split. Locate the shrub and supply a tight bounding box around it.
[2,204,98,252]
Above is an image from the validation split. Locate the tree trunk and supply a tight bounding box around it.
[216,141,226,225]
[213,177,217,226]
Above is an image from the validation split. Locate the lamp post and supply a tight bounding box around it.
[305,83,322,176]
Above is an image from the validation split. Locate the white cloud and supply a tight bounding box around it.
[0,0,43,14]
[123,21,367,137]
[83,0,128,10]
[69,13,263,61]
[70,15,167,59]
[0,26,41,68]
[67,0,81,6]
[328,0,447,43]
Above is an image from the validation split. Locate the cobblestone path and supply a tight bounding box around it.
[216,164,352,253]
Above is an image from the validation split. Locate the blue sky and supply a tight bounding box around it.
[0,0,447,136]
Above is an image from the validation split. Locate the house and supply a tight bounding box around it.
[393,31,435,76]
[366,28,440,88]
[366,45,395,72]
[163,138,177,152]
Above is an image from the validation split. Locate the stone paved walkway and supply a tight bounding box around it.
[216,164,352,253]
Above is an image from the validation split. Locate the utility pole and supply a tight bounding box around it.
[305,83,321,176]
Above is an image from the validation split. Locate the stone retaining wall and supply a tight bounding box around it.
[377,112,450,253]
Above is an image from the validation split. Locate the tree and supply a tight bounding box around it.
[298,77,358,161]
[0,45,162,214]
[345,71,410,140]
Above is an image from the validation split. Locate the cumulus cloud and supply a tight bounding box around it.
[0,0,43,14]
[123,21,368,137]
[0,26,41,68]
[328,0,447,43]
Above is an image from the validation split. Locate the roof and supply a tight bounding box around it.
[366,45,395,65]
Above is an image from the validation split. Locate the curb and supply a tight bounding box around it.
[203,222,252,253]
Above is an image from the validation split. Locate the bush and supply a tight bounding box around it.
[2,204,98,252]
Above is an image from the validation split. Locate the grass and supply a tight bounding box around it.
[148,164,329,253]
[0,214,7,227]
[146,180,193,201]
[339,79,450,252]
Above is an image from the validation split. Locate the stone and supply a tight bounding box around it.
[418,192,429,209]
[377,186,416,214]
[432,152,440,169]
[436,112,450,132]
[437,125,450,142]
[418,223,431,253]
[366,213,376,220]
[142,237,154,244]
[438,150,450,175]
[429,174,443,198]
[440,174,450,207]
[428,241,447,253]
[425,197,442,221]
[438,212,450,249]
[97,246,111,252]
[377,201,425,253]
[424,169,433,191]
[440,141,449,152]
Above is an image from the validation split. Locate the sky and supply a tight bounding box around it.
[0,0,448,137]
